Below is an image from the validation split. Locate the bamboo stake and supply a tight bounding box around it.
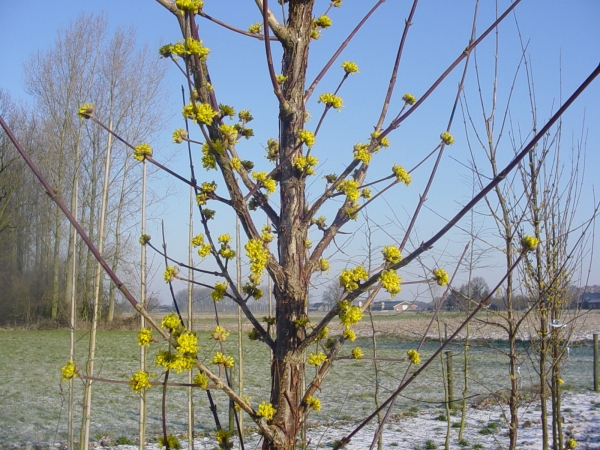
[236,216,244,439]
[187,184,195,449]
[67,123,82,450]
[139,159,148,449]
[81,118,113,450]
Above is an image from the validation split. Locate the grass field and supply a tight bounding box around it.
[0,313,597,447]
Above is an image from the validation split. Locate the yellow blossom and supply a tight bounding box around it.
[230,157,242,171]
[172,128,188,143]
[139,234,151,245]
[218,234,231,244]
[184,37,210,59]
[522,235,539,251]
[379,269,402,297]
[177,331,199,355]
[212,325,230,342]
[342,61,359,74]
[61,360,78,380]
[293,154,319,176]
[407,349,421,364]
[337,179,361,202]
[433,268,449,286]
[194,371,209,389]
[133,143,153,162]
[260,224,274,243]
[440,131,455,145]
[276,74,288,84]
[161,312,180,331]
[370,131,390,150]
[212,281,228,302]
[392,164,411,185]
[318,258,330,273]
[129,370,151,393]
[197,244,211,258]
[353,143,371,164]
[339,266,369,291]
[298,130,315,148]
[339,301,363,326]
[343,327,356,342]
[175,0,203,14]
[245,239,270,285]
[318,93,343,110]
[305,395,321,411]
[248,22,262,34]
[164,265,179,283]
[252,171,276,194]
[211,351,235,368]
[307,351,328,366]
[137,328,152,346]
[256,401,276,420]
[77,103,94,118]
[351,347,364,360]
[382,245,402,265]
[566,438,577,448]
[314,15,332,28]
[402,93,417,105]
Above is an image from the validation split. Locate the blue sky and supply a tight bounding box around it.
[1,1,600,303]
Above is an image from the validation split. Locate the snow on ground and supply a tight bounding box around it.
[15,390,600,450]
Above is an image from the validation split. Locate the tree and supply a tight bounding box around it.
[2,1,599,450]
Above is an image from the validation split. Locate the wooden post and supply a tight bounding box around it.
[594,334,599,392]
[446,350,455,409]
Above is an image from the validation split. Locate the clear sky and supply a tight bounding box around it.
[1,1,599,304]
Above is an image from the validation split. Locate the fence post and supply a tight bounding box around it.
[445,350,455,409]
[594,334,599,392]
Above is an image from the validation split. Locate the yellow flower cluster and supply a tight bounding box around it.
[191,233,212,258]
[172,128,188,144]
[252,171,276,194]
[217,234,235,260]
[245,238,270,285]
[379,269,401,297]
[260,224,274,243]
[212,281,228,302]
[352,347,364,360]
[137,328,152,346]
[219,124,238,144]
[77,103,94,118]
[139,234,151,245]
[407,349,421,364]
[318,93,343,110]
[161,312,181,331]
[314,15,332,28]
[402,93,417,105]
[196,181,217,205]
[353,143,371,164]
[522,235,539,251]
[440,131,455,146]
[433,268,449,286]
[229,157,242,171]
[133,143,153,162]
[294,317,312,328]
[339,266,368,291]
[318,258,330,273]
[211,351,235,368]
[392,164,411,185]
[566,438,577,449]
[129,370,151,393]
[156,349,195,373]
[307,351,328,366]
[339,300,364,326]
[336,179,361,202]
[175,0,203,13]
[305,396,321,411]
[361,188,371,199]
[298,130,315,148]
[370,131,390,150]
[382,245,402,265]
[243,283,263,300]
[164,265,179,283]
[276,74,288,84]
[182,102,218,125]
[215,429,233,449]
[248,22,262,34]
[343,327,356,342]
[256,401,276,420]
[61,360,78,380]
[193,371,209,389]
[342,61,359,74]
[201,143,216,170]
[211,325,230,342]
[266,138,279,161]
[176,331,199,355]
[293,154,319,176]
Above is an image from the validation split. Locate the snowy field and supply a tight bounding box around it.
[1,312,599,449]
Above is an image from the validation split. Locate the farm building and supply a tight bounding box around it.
[371,301,418,312]
[579,292,600,309]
